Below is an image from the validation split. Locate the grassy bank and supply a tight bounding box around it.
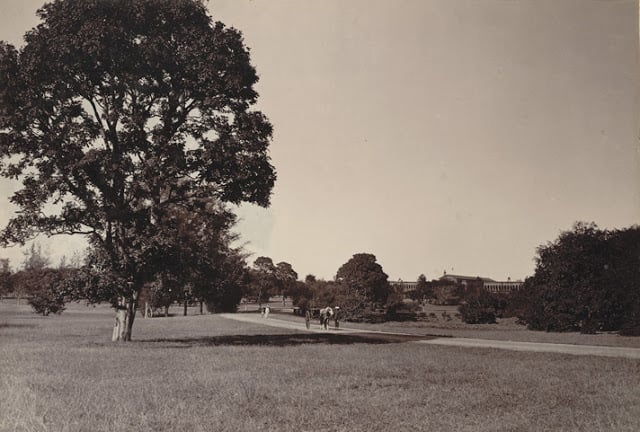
[1,303,639,431]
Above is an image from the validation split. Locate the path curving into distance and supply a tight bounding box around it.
[219,313,640,360]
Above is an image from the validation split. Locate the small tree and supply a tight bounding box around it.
[202,251,248,313]
[414,274,432,301]
[288,280,313,312]
[275,261,298,303]
[385,284,419,321]
[15,268,70,316]
[0,258,12,301]
[459,291,505,324]
[11,242,52,304]
[247,257,277,307]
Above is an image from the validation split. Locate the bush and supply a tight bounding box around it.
[459,291,504,324]
[385,296,419,322]
[515,223,640,335]
[17,268,70,316]
[28,292,66,316]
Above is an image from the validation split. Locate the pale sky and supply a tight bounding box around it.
[0,0,638,282]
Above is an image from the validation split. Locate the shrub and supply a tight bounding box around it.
[384,296,419,322]
[516,223,640,334]
[17,268,70,316]
[28,291,66,316]
[459,291,504,324]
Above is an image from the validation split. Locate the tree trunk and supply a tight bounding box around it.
[112,295,137,342]
[164,305,169,317]
[199,300,203,315]
[183,299,187,316]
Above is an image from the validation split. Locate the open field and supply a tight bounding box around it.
[2,303,640,431]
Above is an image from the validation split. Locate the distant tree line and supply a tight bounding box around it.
[4,221,640,337]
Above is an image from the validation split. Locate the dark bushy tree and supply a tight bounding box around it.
[336,253,390,306]
[459,291,505,324]
[25,268,71,316]
[414,274,433,301]
[275,261,298,301]
[288,276,314,312]
[0,258,12,300]
[0,0,275,341]
[202,251,249,313]
[385,285,419,322]
[517,223,640,334]
[246,257,277,307]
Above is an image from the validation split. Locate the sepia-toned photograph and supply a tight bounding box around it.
[1,1,639,430]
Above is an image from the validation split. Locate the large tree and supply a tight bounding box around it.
[335,253,390,306]
[0,0,275,341]
[518,222,640,334]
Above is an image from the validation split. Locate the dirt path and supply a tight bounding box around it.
[220,313,640,359]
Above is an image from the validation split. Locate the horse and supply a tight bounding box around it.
[319,307,334,330]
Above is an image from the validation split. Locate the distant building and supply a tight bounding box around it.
[390,272,523,296]
[439,273,495,285]
[440,272,523,294]
[483,280,524,294]
[390,279,418,293]
[439,272,523,294]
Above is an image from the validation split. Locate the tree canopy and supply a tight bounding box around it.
[246,256,277,306]
[335,253,390,306]
[517,222,640,334]
[0,0,275,340]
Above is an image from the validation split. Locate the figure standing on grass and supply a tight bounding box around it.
[334,306,340,329]
[264,306,270,319]
[305,309,311,329]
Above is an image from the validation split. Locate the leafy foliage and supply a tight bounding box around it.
[275,261,298,298]
[335,253,390,306]
[413,273,433,301]
[202,251,248,313]
[0,258,11,297]
[13,268,72,315]
[459,291,506,324]
[0,0,275,339]
[246,257,277,305]
[385,286,419,321]
[517,223,640,334]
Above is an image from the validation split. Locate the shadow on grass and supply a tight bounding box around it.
[0,323,37,329]
[138,332,434,348]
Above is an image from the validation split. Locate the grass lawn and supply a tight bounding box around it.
[264,307,640,349]
[1,302,639,432]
